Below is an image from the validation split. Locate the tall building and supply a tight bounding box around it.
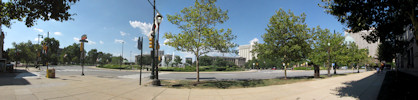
[345,30,380,58]
[396,28,418,69]
[238,44,257,62]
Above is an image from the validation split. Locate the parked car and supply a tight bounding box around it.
[340,66,348,70]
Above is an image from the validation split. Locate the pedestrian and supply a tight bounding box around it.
[376,67,380,73]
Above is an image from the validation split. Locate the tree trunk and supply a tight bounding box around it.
[196,55,200,82]
[284,64,287,79]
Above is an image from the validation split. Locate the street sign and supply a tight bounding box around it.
[138,37,143,50]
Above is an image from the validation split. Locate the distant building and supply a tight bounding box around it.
[207,56,246,67]
[345,30,380,58]
[185,58,192,64]
[238,44,257,62]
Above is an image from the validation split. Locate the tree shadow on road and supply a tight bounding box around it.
[332,71,382,100]
[0,69,33,86]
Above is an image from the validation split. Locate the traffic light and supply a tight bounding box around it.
[157,43,160,50]
[149,36,154,48]
[158,56,161,61]
[80,42,84,51]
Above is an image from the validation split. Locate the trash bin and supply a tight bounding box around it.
[46,69,55,78]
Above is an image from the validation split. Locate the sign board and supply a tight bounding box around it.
[138,37,142,50]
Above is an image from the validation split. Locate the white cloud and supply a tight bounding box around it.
[87,39,96,45]
[132,37,139,41]
[181,52,195,58]
[114,39,125,43]
[34,38,41,41]
[120,31,128,36]
[99,41,104,44]
[250,38,259,45]
[33,28,44,33]
[73,37,80,42]
[163,39,170,45]
[129,20,152,37]
[53,32,62,36]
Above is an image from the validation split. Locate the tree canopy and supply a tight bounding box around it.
[309,26,346,76]
[321,0,418,44]
[253,8,312,79]
[164,0,237,82]
[0,0,79,28]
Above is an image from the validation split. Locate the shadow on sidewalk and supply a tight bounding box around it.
[377,71,418,100]
[0,69,33,86]
[332,71,383,99]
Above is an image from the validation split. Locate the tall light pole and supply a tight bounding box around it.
[120,41,124,71]
[147,0,163,86]
[37,34,43,70]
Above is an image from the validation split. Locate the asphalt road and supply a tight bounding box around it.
[29,66,366,80]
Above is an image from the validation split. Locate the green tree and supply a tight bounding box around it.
[164,0,237,82]
[173,56,182,67]
[41,37,60,65]
[345,42,368,70]
[253,9,312,79]
[97,52,112,65]
[377,41,396,62]
[213,57,226,67]
[321,0,418,49]
[0,0,79,28]
[11,41,36,66]
[186,59,193,66]
[86,49,99,65]
[198,55,213,66]
[309,26,345,76]
[60,43,81,64]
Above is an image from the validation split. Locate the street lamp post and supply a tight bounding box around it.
[327,42,331,76]
[37,34,43,70]
[120,41,124,71]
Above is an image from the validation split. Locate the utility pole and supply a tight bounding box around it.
[46,32,49,70]
[37,34,43,70]
[120,41,124,71]
[333,30,337,75]
[138,37,143,85]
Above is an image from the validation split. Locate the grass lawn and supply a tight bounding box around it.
[160,73,354,89]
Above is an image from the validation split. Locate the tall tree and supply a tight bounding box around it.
[41,37,60,65]
[309,26,346,76]
[253,8,312,79]
[377,41,396,62]
[97,52,112,65]
[173,56,182,67]
[321,0,418,46]
[87,49,99,65]
[0,0,79,28]
[11,41,36,66]
[164,0,237,82]
[345,42,369,70]
[60,43,81,64]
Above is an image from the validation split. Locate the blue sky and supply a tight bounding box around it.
[2,0,353,62]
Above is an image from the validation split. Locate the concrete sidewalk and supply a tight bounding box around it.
[0,69,385,100]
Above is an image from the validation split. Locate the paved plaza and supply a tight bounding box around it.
[0,67,384,100]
